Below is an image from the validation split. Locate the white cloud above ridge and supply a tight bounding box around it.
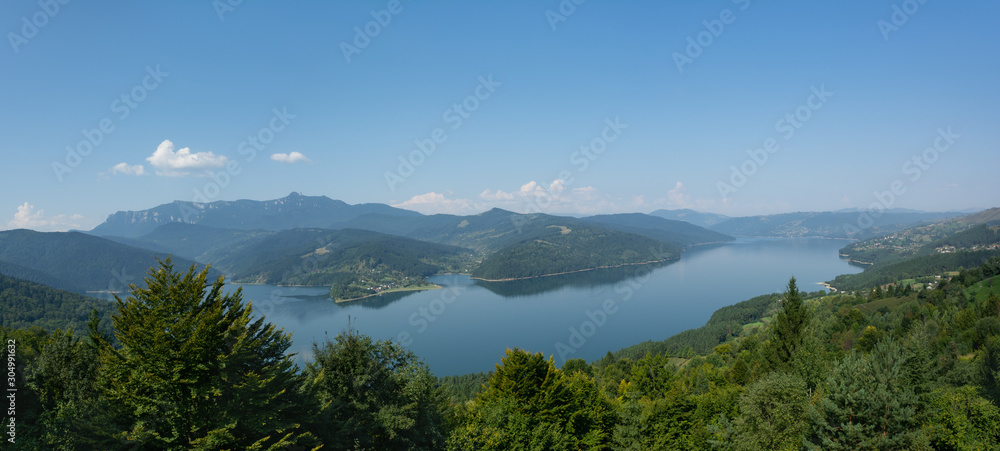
[392,179,799,217]
[146,139,228,176]
[5,203,88,232]
[270,151,311,164]
[394,180,624,216]
[392,192,476,215]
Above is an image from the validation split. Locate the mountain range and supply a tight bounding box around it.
[90,192,419,237]
[1,192,989,300]
[80,193,740,286]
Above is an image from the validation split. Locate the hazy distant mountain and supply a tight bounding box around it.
[648,209,730,229]
[106,207,728,285]
[961,207,1000,224]
[579,213,734,246]
[90,192,420,238]
[105,223,271,262]
[0,229,215,294]
[707,211,961,239]
[336,209,731,253]
[832,207,928,214]
[334,208,572,253]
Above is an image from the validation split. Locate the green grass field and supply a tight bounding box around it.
[967,275,1000,301]
[854,297,911,314]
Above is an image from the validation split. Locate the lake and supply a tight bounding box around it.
[235,238,862,376]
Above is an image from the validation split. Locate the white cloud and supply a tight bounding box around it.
[107,162,146,176]
[666,181,691,208]
[5,203,88,232]
[396,180,761,216]
[392,192,477,215]
[476,180,620,215]
[397,180,631,216]
[146,139,228,176]
[270,151,311,164]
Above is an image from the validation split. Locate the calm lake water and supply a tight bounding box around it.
[233,238,862,376]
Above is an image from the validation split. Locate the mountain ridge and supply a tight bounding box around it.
[90,192,420,237]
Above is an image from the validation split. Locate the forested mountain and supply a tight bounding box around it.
[93,207,721,292]
[0,260,82,294]
[0,274,113,332]
[829,250,1000,292]
[649,208,731,228]
[337,208,732,255]
[335,208,578,253]
[104,222,271,262]
[0,229,215,293]
[210,228,474,292]
[471,225,679,280]
[89,192,420,237]
[579,213,734,246]
[707,210,961,239]
[831,209,1000,291]
[841,208,1000,265]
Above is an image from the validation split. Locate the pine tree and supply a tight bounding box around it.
[94,258,316,449]
[477,348,572,422]
[767,277,808,371]
[730,372,810,451]
[807,339,925,449]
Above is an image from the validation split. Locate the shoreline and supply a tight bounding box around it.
[334,283,443,303]
[470,257,678,282]
[816,282,838,292]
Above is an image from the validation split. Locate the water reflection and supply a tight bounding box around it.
[334,290,423,309]
[472,261,676,298]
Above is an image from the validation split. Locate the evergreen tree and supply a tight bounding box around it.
[979,335,1000,404]
[450,348,612,450]
[476,348,572,422]
[94,258,316,449]
[303,324,449,450]
[767,277,808,371]
[728,372,809,451]
[807,339,926,450]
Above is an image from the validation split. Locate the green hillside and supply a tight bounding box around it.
[840,208,1000,265]
[0,229,215,294]
[831,211,1000,292]
[579,213,734,246]
[339,209,730,254]
[0,273,113,332]
[106,222,272,262]
[829,250,1000,292]
[471,225,679,280]
[206,228,474,299]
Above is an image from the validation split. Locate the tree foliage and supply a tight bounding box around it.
[767,277,808,371]
[95,258,316,449]
[303,325,449,450]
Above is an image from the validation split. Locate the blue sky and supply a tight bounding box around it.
[2,1,998,231]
